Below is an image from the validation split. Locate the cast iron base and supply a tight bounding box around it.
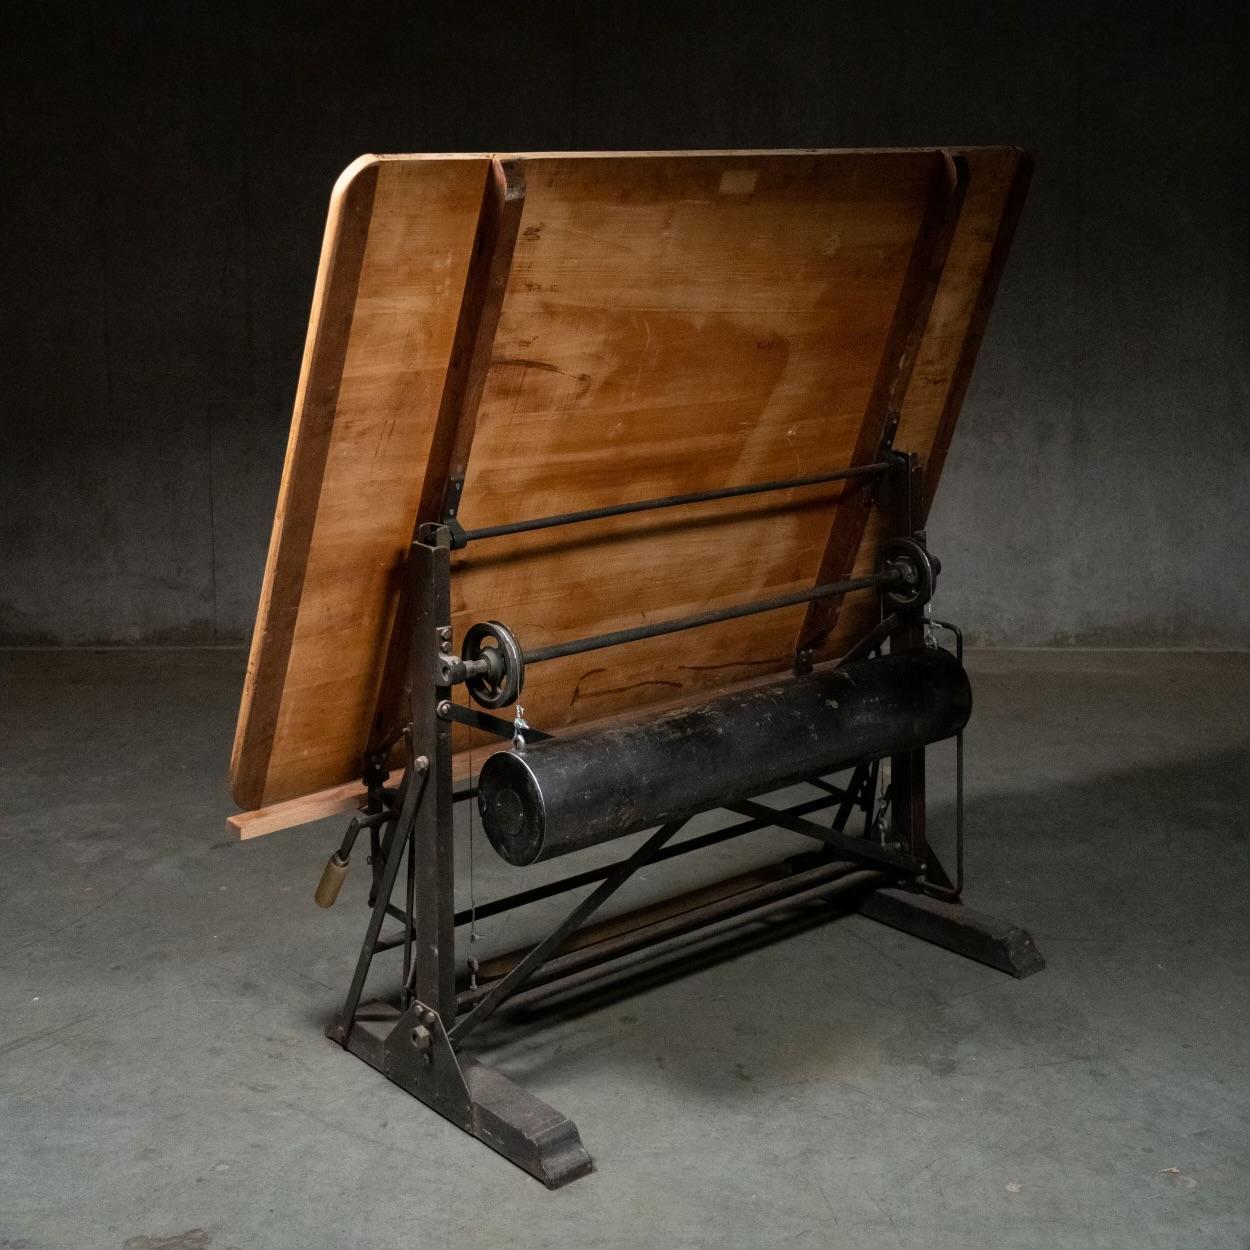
[333,1001,592,1189]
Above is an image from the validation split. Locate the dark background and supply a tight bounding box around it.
[2,1,1245,648]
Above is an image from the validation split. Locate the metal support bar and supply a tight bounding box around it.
[525,572,892,666]
[372,786,860,954]
[458,860,887,1011]
[460,461,893,544]
[436,700,553,743]
[410,531,458,1020]
[929,619,966,898]
[727,798,921,872]
[830,761,874,834]
[886,450,928,866]
[448,820,687,1045]
[328,756,428,1043]
[838,611,899,667]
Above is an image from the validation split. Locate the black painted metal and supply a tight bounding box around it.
[477,648,971,866]
[461,461,893,544]
[449,821,688,1046]
[327,756,427,1043]
[523,571,892,666]
[321,459,1046,1191]
[457,861,887,1011]
[410,529,457,1019]
[726,797,921,872]
[929,619,966,899]
[886,452,929,866]
[858,888,1046,978]
[437,699,553,742]
[327,525,596,1187]
[374,788,850,952]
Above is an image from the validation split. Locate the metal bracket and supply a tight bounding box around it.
[446,516,469,550]
[436,699,553,743]
[441,475,466,525]
[867,415,903,506]
[382,1000,472,1125]
[343,998,593,1188]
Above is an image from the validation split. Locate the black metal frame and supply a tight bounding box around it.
[323,453,1043,1188]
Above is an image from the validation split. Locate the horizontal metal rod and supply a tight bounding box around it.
[727,798,920,872]
[374,790,851,953]
[462,462,893,543]
[524,572,890,665]
[459,791,852,923]
[457,862,886,1010]
[438,701,554,743]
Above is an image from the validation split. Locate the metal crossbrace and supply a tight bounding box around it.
[330,756,428,1041]
[728,798,919,871]
[447,819,688,1045]
[372,765,877,956]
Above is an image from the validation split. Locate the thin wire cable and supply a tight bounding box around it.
[468,726,480,948]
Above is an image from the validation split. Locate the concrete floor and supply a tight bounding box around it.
[0,649,1245,1250]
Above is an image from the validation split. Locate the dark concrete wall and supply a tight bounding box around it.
[2,1,1245,647]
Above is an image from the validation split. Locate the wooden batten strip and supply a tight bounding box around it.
[796,152,968,657]
[367,158,528,756]
[228,769,403,840]
[921,150,1033,519]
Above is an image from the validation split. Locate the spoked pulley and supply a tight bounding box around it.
[878,537,941,612]
[461,620,525,708]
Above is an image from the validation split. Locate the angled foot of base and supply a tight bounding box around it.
[856,887,1045,978]
[461,1059,593,1187]
[335,1001,593,1188]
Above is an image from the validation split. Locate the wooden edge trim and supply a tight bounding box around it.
[229,161,381,809]
[228,655,811,840]
[796,152,969,656]
[921,149,1034,519]
[228,736,504,840]
[367,157,528,754]
[229,769,403,840]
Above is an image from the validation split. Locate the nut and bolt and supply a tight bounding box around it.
[410,1022,434,1064]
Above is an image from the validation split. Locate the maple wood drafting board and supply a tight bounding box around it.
[230,148,1030,835]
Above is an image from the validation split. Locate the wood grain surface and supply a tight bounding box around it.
[230,148,1029,824]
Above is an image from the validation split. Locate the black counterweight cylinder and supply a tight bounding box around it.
[477,649,971,866]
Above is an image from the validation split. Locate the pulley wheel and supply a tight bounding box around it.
[461,620,525,708]
[879,537,938,612]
